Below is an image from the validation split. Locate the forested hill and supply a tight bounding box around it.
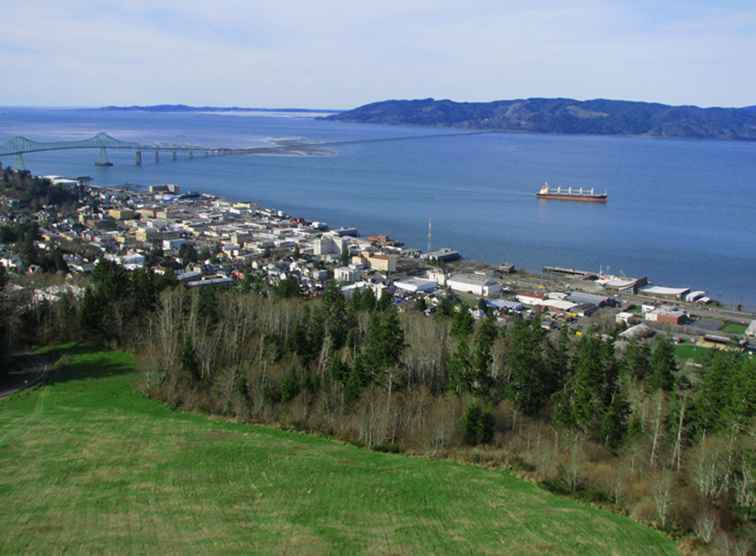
[325,97,756,140]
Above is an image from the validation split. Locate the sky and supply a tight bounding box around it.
[2,0,756,109]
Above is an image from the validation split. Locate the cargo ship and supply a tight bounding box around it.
[536,182,607,203]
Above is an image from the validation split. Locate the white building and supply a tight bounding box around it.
[746,320,756,338]
[334,266,361,283]
[426,268,448,287]
[394,277,438,294]
[312,236,339,256]
[447,273,501,297]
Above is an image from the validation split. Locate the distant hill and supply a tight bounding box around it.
[100,104,340,114]
[326,97,756,140]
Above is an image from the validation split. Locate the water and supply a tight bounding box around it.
[2,107,755,307]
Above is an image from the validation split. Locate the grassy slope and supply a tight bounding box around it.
[0,349,678,555]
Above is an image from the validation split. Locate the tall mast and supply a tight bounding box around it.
[427,217,432,253]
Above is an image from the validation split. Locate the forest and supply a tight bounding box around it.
[5,261,755,552]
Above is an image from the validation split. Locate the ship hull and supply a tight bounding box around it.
[537,193,607,203]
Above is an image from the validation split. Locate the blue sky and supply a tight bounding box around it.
[3,1,755,108]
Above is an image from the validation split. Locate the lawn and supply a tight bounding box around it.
[674,343,713,366]
[0,347,678,555]
[720,322,747,335]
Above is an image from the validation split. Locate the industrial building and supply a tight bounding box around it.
[393,277,438,294]
[640,286,691,300]
[447,273,501,297]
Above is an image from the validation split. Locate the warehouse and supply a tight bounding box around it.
[394,277,438,294]
[567,291,613,307]
[447,273,500,297]
[640,286,691,300]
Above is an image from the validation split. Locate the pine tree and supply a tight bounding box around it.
[649,336,677,392]
[600,387,630,450]
[622,339,651,381]
[323,282,348,350]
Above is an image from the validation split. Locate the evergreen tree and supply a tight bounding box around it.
[451,306,474,338]
[649,336,677,392]
[622,339,651,381]
[472,317,497,398]
[323,282,348,350]
[600,386,631,450]
[181,336,200,382]
[507,318,549,416]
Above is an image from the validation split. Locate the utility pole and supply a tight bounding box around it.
[427,217,432,253]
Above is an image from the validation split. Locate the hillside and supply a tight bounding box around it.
[326,97,756,140]
[0,346,677,555]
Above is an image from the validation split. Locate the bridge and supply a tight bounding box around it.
[0,130,497,170]
[0,132,304,169]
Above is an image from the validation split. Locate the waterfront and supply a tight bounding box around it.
[2,107,755,307]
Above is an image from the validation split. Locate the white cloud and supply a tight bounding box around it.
[1,0,755,107]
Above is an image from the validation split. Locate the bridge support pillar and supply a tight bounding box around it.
[172,150,177,161]
[15,153,25,170]
[135,151,142,166]
[189,150,193,159]
[154,149,160,164]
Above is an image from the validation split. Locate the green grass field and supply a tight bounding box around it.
[720,322,747,335]
[674,343,713,366]
[0,347,677,555]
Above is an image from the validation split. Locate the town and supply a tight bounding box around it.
[2,164,755,360]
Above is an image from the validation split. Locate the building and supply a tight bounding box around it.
[394,277,438,294]
[423,248,461,263]
[108,209,138,221]
[619,323,655,340]
[486,299,524,312]
[447,273,500,297]
[149,184,180,194]
[334,266,361,283]
[186,274,233,288]
[312,236,340,256]
[426,268,448,287]
[567,291,613,307]
[645,306,687,325]
[746,320,756,338]
[367,254,398,273]
[640,286,691,300]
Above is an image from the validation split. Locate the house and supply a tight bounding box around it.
[447,273,500,297]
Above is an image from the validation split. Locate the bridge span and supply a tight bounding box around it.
[0,130,496,170]
[0,132,319,169]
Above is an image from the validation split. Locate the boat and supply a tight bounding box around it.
[94,161,114,167]
[536,182,607,203]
